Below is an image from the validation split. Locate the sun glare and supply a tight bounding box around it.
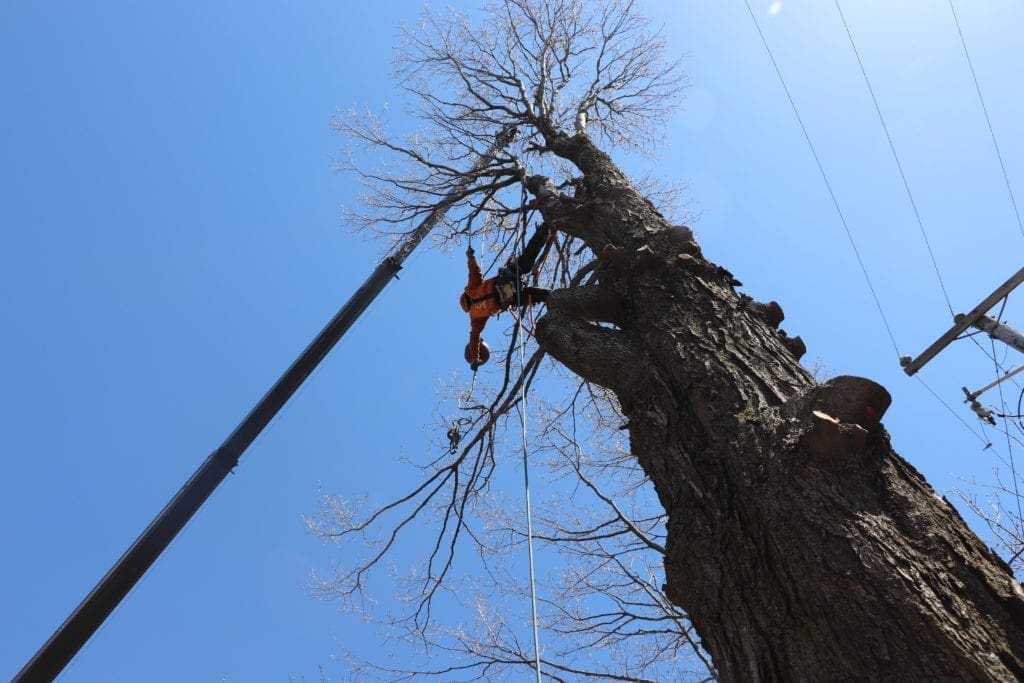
[768,1,783,16]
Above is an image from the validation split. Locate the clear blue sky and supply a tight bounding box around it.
[2,1,1022,680]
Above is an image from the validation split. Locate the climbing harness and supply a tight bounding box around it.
[460,180,554,371]
[494,279,518,308]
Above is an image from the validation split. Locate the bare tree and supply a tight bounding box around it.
[954,378,1024,574]
[311,0,1024,679]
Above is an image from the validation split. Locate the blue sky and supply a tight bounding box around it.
[3,1,1023,680]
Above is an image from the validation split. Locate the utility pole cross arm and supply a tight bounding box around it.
[901,266,1024,376]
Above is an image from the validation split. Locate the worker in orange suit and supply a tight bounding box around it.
[460,223,551,369]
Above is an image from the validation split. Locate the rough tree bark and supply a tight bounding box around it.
[532,129,1024,681]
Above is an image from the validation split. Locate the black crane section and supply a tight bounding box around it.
[15,126,516,683]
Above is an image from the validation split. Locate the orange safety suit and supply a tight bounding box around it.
[460,252,503,368]
[459,223,552,369]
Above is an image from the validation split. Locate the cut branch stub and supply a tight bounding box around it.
[784,375,891,430]
[547,286,626,328]
[803,410,868,461]
[535,308,648,402]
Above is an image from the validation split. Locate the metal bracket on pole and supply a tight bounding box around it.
[961,386,997,425]
[971,315,1024,356]
[901,266,1024,376]
[963,365,1024,404]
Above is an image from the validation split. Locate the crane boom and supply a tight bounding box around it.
[15,126,516,683]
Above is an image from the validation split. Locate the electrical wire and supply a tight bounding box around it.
[948,0,1024,242]
[743,1,1011,452]
[742,0,902,360]
[1018,386,1024,427]
[990,337,1024,532]
[833,0,956,317]
[915,375,992,448]
[829,2,1024,452]
[964,296,1023,391]
[957,297,1011,342]
[968,335,1023,382]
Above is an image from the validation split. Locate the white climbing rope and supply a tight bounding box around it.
[516,184,543,681]
[518,302,543,682]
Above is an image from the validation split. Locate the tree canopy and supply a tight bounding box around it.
[313,1,1024,680]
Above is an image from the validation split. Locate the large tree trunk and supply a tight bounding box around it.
[532,131,1024,680]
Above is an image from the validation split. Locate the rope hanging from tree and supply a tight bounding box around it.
[456,178,544,679]
[516,264,543,683]
[514,175,543,682]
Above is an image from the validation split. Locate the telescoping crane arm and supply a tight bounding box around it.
[15,126,517,683]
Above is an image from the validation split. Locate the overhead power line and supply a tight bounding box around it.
[833,0,955,317]
[915,374,992,447]
[990,337,1024,528]
[948,0,1024,242]
[742,0,1005,450]
[741,0,902,359]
